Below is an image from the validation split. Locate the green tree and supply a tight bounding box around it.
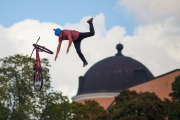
[40,91,71,120]
[0,72,11,120]
[169,75,180,101]
[164,98,180,120]
[71,100,105,120]
[108,89,168,120]
[0,54,51,119]
[166,75,180,120]
[0,102,10,120]
[96,111,110,120]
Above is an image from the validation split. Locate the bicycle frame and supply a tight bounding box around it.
[30,37,42,71]
[35,48,42,71]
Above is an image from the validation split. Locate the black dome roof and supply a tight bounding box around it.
[77,44,154,95]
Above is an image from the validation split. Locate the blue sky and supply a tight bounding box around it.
[0,0,136,35]
[0,0,180,100]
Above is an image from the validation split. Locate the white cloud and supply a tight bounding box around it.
[0,9,180,101]
[0,13,125,101]
[122,17,180,75]
[117,0,180,23]
[116,0,180,75]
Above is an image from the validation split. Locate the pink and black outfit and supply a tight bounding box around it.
[59,22,95,64]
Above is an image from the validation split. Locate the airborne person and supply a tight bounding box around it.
[53,18,95,67]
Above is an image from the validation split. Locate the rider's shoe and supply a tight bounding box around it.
[87,18,93,23]
[83,62,88,67]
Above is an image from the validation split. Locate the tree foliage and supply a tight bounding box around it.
[167,75,180,120]
[0,102,10,120]
[169,75,180,102]
[0,54,51,119]
[40,91,71,120]
[108,89,167,120]
[71,100,105,120]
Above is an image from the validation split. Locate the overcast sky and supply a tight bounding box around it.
[0,0,180,100]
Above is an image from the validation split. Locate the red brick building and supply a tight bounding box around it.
[72,44,179,109]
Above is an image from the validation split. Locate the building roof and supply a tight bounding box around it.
[76,44,154,95]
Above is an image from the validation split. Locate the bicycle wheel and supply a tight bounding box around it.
[33,44,53,54]
[33,69,43,91]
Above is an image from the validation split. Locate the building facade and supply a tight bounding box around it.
[72,44,179,109]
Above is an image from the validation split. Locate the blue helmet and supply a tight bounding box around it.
[53,28,62,36]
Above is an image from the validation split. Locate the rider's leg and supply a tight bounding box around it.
[73,40,88,67]
[72,18,94,67]
[87,18,94,34]
[76,19,95,41]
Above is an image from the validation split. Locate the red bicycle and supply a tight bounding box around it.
[30,37,53,91]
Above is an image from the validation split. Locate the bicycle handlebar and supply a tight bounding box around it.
[36,37,40,44]
[30,37,40,58]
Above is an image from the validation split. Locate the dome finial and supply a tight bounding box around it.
[116,43,123,56]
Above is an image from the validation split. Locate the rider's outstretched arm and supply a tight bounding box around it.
[67,35,73,54]
[55,41,62,61]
